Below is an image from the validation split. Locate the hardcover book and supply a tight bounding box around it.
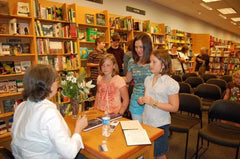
[0,0,9,15]
[20,61,31,72]
[85,14,94,25]
[42,24,53,37]
[3,99,15,113]
[17,2,30,16]
[8,80,17,93]
[0,81,9,94]
[17,22,29,35]
[96,13,105,26]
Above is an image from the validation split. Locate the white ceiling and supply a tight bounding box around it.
[150,0,240,36]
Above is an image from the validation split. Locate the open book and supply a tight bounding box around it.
[120,120,151,146]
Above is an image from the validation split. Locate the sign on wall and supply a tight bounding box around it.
[86,0,103,4]
[126,6,145,15]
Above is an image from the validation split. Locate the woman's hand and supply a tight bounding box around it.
[74,115,88,134]
[138,97,144,105]
[142,96,154,106]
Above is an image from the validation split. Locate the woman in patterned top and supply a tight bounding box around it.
[125,33,152,122]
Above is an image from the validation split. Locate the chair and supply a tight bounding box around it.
[185,76,204,89]
[195,100,240,159]
[220,75,232,83]
[0,147,14,159]
[182,72,198,81]
[201,74,217,82]
[206,78,227,95]
[179,82,193,94]
[194,83,221,111]
[170,93,202,159]
[171,74,182,82]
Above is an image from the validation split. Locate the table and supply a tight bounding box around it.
[64,110,164,159]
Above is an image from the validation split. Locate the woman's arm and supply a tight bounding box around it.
[124,71,133,83]
[118,86,129,115]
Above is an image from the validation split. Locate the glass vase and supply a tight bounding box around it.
[70,97,79,119]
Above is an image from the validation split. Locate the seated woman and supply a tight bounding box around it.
[11,64,88,159]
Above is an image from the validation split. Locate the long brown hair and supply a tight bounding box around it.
[132,33,152,64]
[98,54,119,76]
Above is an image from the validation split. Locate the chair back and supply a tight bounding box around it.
[185,76,204,88]
[206,78,227,93]
[171,74,182,82]
[220,75,232,83]
[201,74,217,82]
[209,99,240,124]
[182,72,198,81]
[179,93,202,116]
[179,82,192,93]
[195,83,221,100]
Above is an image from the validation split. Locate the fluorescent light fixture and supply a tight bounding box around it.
[231,17,240,22]
[219,14,227,19]
[202,0,221,2]
[200,3,213,10]
[217,8,237,14]
[231,21,237,25]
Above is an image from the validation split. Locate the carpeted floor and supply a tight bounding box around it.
[166,111,238,159]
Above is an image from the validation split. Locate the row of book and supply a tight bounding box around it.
[38,55,79,71]
[209,57,240,63]
[85,13,106,26]
[0,43,30,55]
[0,80,23,94]
[79,27,106,42]
[37,39,77,55]
[35,21,77,38]
[209,63,240,70]
[152,35,164,44]
[0,19,29,35]
[0,61,31,75]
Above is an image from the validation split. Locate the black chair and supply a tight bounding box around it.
[195,100,240,159]
[201,74,217,82]
[0,147,14,159]
[182,72,198,81]
[220,75,232,83]
[185,77,204,89]
[194,83,221,111]
[206,78,227,96]
[179,82,193,94]
[170,93,202,159]
[171,74,182,82]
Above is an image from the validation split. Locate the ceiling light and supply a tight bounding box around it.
[200,3,213,10]
[202,0,221,2]
[219,14,227,19]
[231,17,240,22]
[217,8,237,14]
[231,21,237,25]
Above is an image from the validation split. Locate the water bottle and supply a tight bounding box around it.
[102,114,110,137]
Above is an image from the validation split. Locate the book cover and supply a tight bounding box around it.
[14,61,21,73]
[42,24,53,36]
[0,81,9,94]
[9,18,17,35]
[0,21,9,34]
[55,7,63,20]
[17,22,29,35]
[0,0,9,15]
[83,119,103,132]
[69,23,77,38]
[3,99,15,113]
[78,29,86,41]
[8,80,17,93]
[2,43,10,55]
[20,61,31,72]
[85,14,94,25]
[17,2,30,16]
[16,80,23,92]
[21,43,30,54]
[96,13,105,26]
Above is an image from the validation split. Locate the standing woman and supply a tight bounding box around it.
[125,33,152,122]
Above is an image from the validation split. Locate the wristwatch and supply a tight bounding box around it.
[153,100,158,108]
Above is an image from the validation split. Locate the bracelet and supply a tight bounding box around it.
[152,100,158,108]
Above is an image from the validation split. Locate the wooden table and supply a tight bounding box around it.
[64,110,164,159]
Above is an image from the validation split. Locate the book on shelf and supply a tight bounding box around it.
[85,14,94,25]
[2,43,11,55]
[14,61,21,73]
[120,120,151,146]
[86,27,97,42]
[69,23,77,38]
[9,18,17,35]
[20,61,31,72]
[78,29,86,41]
[17,2,30,17]
[42,24,53,37]
[0,0,9,15]
[16,80,23,92]
[0,81,9,94]
[21,43,30,54]
[55,7,63,20]
[68,8,76,23]
[17,22,29,35]
[3,99,15,113]
[96,13,105,26]
[8,80,17,93]
[0,20,9,34]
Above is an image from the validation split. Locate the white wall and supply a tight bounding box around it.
[51,0,240,42]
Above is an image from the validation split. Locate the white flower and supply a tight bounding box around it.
[86,80,95,88]
[71,77,77,83]
[61,80,66,85]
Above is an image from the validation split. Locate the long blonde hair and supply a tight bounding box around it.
[98,54,119,76]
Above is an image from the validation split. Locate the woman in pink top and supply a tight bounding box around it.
[93,54,129,114]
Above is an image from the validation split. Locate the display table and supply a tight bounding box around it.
[64,110,164,159]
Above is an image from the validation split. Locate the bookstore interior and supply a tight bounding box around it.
[0,0,239,158]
